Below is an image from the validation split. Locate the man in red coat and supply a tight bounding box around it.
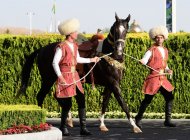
[52,18,100,136]
[135,26,176,128]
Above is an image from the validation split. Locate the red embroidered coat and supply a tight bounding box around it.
[142,45,174,95]
[55,42,84,98]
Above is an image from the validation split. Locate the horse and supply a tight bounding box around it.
[18,13,142,133]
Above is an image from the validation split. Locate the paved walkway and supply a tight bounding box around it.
[46,118,190,140]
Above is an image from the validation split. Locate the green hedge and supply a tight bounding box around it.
[0,105,46,130]
[0,33,190,114]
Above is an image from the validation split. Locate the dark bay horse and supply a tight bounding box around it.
[19,13,142,133]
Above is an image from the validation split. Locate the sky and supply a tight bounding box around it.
[0,0,189,33]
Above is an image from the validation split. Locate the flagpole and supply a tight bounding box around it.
[54,15,56,33]
[164,0,166,27]
[172,0,176,33]
[26,12,35,35]
[52,0,56,33]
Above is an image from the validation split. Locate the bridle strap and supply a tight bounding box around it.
[107,38,114,45]
[109,32,113,38]
[115,39,125,44]
[107,37,125,47]
[107,27,126,47]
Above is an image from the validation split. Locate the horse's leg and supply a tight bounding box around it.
[111,82,142,133]
[67,111,73,127]
[99,88,111,132]
[36,79,55,107]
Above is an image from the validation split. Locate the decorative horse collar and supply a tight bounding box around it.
[98,52,126,70]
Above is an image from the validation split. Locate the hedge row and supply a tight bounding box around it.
[0,105,46,130]
[0,33,190,114]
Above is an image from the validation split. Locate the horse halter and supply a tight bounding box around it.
[107,21,128,58]
[107,31,125,46]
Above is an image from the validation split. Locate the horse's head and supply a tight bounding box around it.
[108,13,130,60]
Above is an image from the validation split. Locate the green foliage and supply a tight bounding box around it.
[0,105,46,130]
[1,33,190,114]
[0,35,63,111]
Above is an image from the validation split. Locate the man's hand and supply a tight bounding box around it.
[167,69,173,75]
[58,75,66,84]
[167,69,173,79]
[139,59,145,65]
[90,56,101,63]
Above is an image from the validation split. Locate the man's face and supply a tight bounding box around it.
[154,35,165,46]
[70,31,78,40]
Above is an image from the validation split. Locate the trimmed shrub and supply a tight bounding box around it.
[0,105,46,130]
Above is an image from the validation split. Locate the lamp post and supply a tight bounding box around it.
[26,12,35,35]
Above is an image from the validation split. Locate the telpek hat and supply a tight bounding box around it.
[149,26,168,40]
[58,18,80,35]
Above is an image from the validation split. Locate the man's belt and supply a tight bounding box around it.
[60,66,76,73]
[148,69,168,78]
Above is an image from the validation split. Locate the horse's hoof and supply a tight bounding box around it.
[67,118,73,127]
[100,126,109,132]
[133,126,142,133]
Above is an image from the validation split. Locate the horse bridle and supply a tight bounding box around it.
[107,31,125,47]
[101,27,127,70]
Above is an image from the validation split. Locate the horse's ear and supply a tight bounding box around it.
[126,14,131,22]
[115,12,120,21]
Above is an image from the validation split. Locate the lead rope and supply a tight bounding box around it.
[123,52,172,79]
[59,53,112,86]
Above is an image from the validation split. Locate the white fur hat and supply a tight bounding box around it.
[149,26,168,40]
[58,18,80,35]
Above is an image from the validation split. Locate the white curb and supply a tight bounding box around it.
[0,127,62,140]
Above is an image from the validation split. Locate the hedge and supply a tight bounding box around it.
[0,105,46,130]
[0,33,190,114]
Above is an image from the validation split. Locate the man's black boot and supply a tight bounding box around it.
[78,108,92,136]
[135,102,149,128]
[60,110,70,136]
[164,101,176,127]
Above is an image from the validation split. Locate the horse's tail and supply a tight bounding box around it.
[17,49,40,97]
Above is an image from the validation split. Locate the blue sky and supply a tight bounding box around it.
[0,0,189,33]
